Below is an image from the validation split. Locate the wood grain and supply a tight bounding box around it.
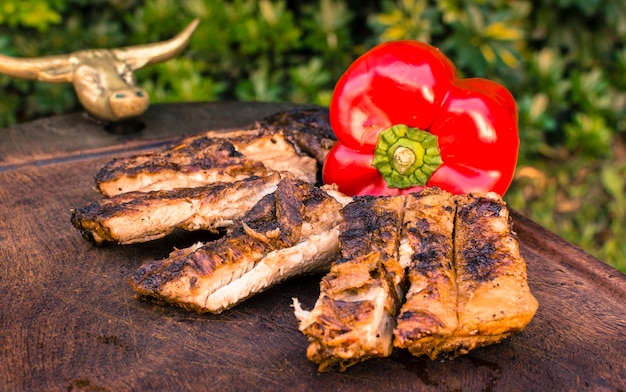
[1,102,625,391]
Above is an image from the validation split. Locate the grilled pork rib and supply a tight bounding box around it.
[71,172,283,245]
[293,195,406,372]
[130,178,352,314]
[96,129,317,196]
[450,192,538,355]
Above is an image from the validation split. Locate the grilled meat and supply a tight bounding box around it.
[449,192,538,356]
[256,107,336,165]
[294,188,537,370]
[130,178,352,314]
[95,129,317,196]
[394,190,538,360]
[293,195,406,372]
[393,188,459,359]
[71,172,283,245]
[70,106,537,369]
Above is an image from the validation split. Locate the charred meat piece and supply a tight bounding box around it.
[130,178,352,314]
[256,107,336,165]
[95,129,317,196]
[450,192,538,356]
[395,190,538,360]
[393,188,458,359]
[71,172,282,245]
[293,195,406,372]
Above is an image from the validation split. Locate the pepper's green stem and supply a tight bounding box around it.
[371,124,443,188]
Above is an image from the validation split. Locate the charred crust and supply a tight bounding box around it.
[300,182,336,210]
[274,178,305,247]
[242,193,277,227]
[395,310,445,334]
[339,199,378,248]
[70,204,93,224]
[456,194,512,283]
[131,259,182,292]
[457,195,504,223]
[410,217,432,233]
[460,240,505,282]
[255,108,335,165]
[258,107,334,140]
[213,140,243,158]
[314,297,376,335]
[407,228,452,272]
[77,227,97,244]
[338,195,404,263]
[94,140,264,184]
[412,248,446,273]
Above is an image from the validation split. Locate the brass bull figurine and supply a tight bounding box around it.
[0,19,199,122]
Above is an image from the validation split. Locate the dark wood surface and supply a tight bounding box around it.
[1,102,625,392]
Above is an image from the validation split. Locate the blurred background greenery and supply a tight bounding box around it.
[1,0,624,272]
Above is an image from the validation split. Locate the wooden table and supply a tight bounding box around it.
[2,102,625,391]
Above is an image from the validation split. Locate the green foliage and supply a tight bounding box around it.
[0,0,63,31]
[0,0,624,272]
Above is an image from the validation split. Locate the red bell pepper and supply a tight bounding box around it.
[322,40,519,197]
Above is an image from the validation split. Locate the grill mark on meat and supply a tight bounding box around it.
[96,140,257,181]
[339,196,405,291]
[412,243,451,273]
[242,193,276,224]
[273,177,305,247]
[460,240,504,282]
[130,177,350,314]
[319,298,373,330]
[456,196,509,283]
[396,310,446,332]
[457,196,504,223]
[71,172,283,245]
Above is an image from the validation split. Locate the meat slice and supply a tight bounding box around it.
[450,192,538,355]
[95,129,317,196]
[293,195,406,372]
[129,178,351,314]
[393,187,458,359]
[70,172,282,245]
[256,107,336,165]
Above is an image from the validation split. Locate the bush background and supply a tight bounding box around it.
[1,0,625,272]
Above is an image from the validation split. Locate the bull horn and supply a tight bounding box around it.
[0,19,199,83]
[0,52,75,83]
[112,18,200,70]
